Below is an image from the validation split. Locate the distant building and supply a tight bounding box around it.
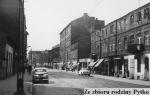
[28,50,49,67]
[60,13,105,69]
[48,44,60,69]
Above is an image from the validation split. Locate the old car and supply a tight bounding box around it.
[78,68,90,76]
[32,67,49,83]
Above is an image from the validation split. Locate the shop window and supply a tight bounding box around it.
[137,11,142,22]
[144,8,150,19]
[130,15,134,25]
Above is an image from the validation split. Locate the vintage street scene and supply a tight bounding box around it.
[0,0,150,95]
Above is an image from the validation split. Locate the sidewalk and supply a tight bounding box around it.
[62,69,150,87]
[0,71,32,95]
[92,74,150,87]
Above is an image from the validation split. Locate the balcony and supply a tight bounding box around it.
[127,44,145,54]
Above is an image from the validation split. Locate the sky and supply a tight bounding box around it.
[24,0,150,51]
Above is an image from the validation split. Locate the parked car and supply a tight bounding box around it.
[32,67,49,83]
[78,68,90,76]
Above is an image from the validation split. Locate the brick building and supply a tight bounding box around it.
[60,13,104,69]
[97,2,150,80]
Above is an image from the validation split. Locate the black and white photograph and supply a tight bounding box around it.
[0,0,150,95]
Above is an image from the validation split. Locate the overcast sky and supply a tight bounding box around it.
[25,0,150,51]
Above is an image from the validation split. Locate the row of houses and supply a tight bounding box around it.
[59,2,150,80]
[0,0,28,79]
[91,2,150,80]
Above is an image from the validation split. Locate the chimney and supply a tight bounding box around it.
[84,13,88,16]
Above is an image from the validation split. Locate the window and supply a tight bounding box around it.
[118,21,122,31]
[105,28,108,36]
[136,33,141,44]
[137,11,142,22]
[124,37,128,49]
[118,39,122,50]
[145,35,149,45]
[130,15,134,25]
[130,35,134,44]
[124,19,126,30]
[137,37,142,44]
[110,25,114,34]
[112,44,115,51]
[144,8,150,19]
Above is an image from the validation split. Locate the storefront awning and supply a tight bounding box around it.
[88,59,99,67]
[94,59,104,67]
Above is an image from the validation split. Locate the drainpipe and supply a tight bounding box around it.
[115,19,118,77]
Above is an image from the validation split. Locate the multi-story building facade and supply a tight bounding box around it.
[98,2,150,80]
[48,44,60,69]
[60,13,104,69]
[0,0,27,79]
[28,50,49,67]
[91,19,105,58]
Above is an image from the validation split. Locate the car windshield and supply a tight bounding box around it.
[35,69,46,72]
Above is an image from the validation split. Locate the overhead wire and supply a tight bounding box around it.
[89,0,104,15]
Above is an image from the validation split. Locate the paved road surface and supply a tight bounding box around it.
[27,69,150,95]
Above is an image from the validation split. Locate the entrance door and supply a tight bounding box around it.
[124,59,129,78]
[144,57,149,80]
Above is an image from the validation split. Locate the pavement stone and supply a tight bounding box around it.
[55,69,150,87]
[0,71,32,95]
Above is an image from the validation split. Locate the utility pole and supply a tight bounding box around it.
[99,32,102,59]
[115,19,118,77]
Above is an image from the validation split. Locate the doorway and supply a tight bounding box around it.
[144,57,149,80]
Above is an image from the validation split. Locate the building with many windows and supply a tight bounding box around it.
[97,2,150,80]
[60,13,104,69]
[28,50,49,67]
[48,44,60,69]
[0,0,27,79]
